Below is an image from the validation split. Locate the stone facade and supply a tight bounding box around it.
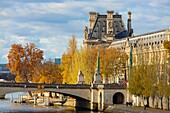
[110,29,170,65]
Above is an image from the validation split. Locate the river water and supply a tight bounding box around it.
[0,92,104,113]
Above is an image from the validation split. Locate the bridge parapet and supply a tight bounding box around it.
[0,82,91,89]
[90,83,126,89]
[104,84,126,89]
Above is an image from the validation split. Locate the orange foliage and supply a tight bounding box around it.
[7,43,44,82]
[33,60,63,84]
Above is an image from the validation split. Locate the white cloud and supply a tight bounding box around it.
[0,39,7,48]
[39,38,51,44]
[2,54,8,59]
[0,0,169,63]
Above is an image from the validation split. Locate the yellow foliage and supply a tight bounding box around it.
[61,36,128,84]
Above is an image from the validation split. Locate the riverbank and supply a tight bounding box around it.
[105,105,170,113]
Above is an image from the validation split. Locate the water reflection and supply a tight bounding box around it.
[0,92,103,113]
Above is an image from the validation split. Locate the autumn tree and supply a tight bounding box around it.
[61,35,128,84]
[7,43,43,82]
[61,35,79,84]
[100,47,128,83]
[129,65,143,96]
[164,41,170,55]
[78,46,128,84]
[33,59,63,84]
[79,46,98,83]
[163,41,170,109]
[156,61,170,110]
[129,49,157,108]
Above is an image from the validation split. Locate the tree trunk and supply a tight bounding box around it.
[23,71,33,97]
[160,97,163,109]
[49,92,52,97]
[152,95,155,108]
[28,91,33,97]
[167,97,169,110]
[146,97,149,107]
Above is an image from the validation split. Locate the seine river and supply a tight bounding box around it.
[0,92,104,113]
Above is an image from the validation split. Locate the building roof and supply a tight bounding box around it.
[89,13,128,40]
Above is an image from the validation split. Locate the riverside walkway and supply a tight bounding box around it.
[105,104,170,113]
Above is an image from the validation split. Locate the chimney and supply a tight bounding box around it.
[127,11,133,37]
[106,10,114,35]
[89,11,97,33]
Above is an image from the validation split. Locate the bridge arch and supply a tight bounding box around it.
[3,90,89,101]
[112,92,124,104]
[0,86,91,101]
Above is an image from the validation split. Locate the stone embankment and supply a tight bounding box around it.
[105,105,170,113]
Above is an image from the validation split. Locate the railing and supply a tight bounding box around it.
[0,82,126,89]
[0,82,91,89]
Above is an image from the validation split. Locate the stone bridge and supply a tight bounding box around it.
[0,82,126,111]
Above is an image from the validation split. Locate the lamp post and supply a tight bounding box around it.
[114,65,116,83]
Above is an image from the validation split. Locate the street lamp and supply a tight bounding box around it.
[114,65,116,83]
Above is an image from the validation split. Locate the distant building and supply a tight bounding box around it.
[0,64,15,81]
[55,58,61,65]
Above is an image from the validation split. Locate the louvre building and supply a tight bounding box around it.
[83,10,170,109]
[83,10,170,68]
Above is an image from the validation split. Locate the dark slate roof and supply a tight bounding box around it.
[89,14,127,40]
[115,30,129,39]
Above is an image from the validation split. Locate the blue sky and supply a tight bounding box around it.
[0,0,170,63]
